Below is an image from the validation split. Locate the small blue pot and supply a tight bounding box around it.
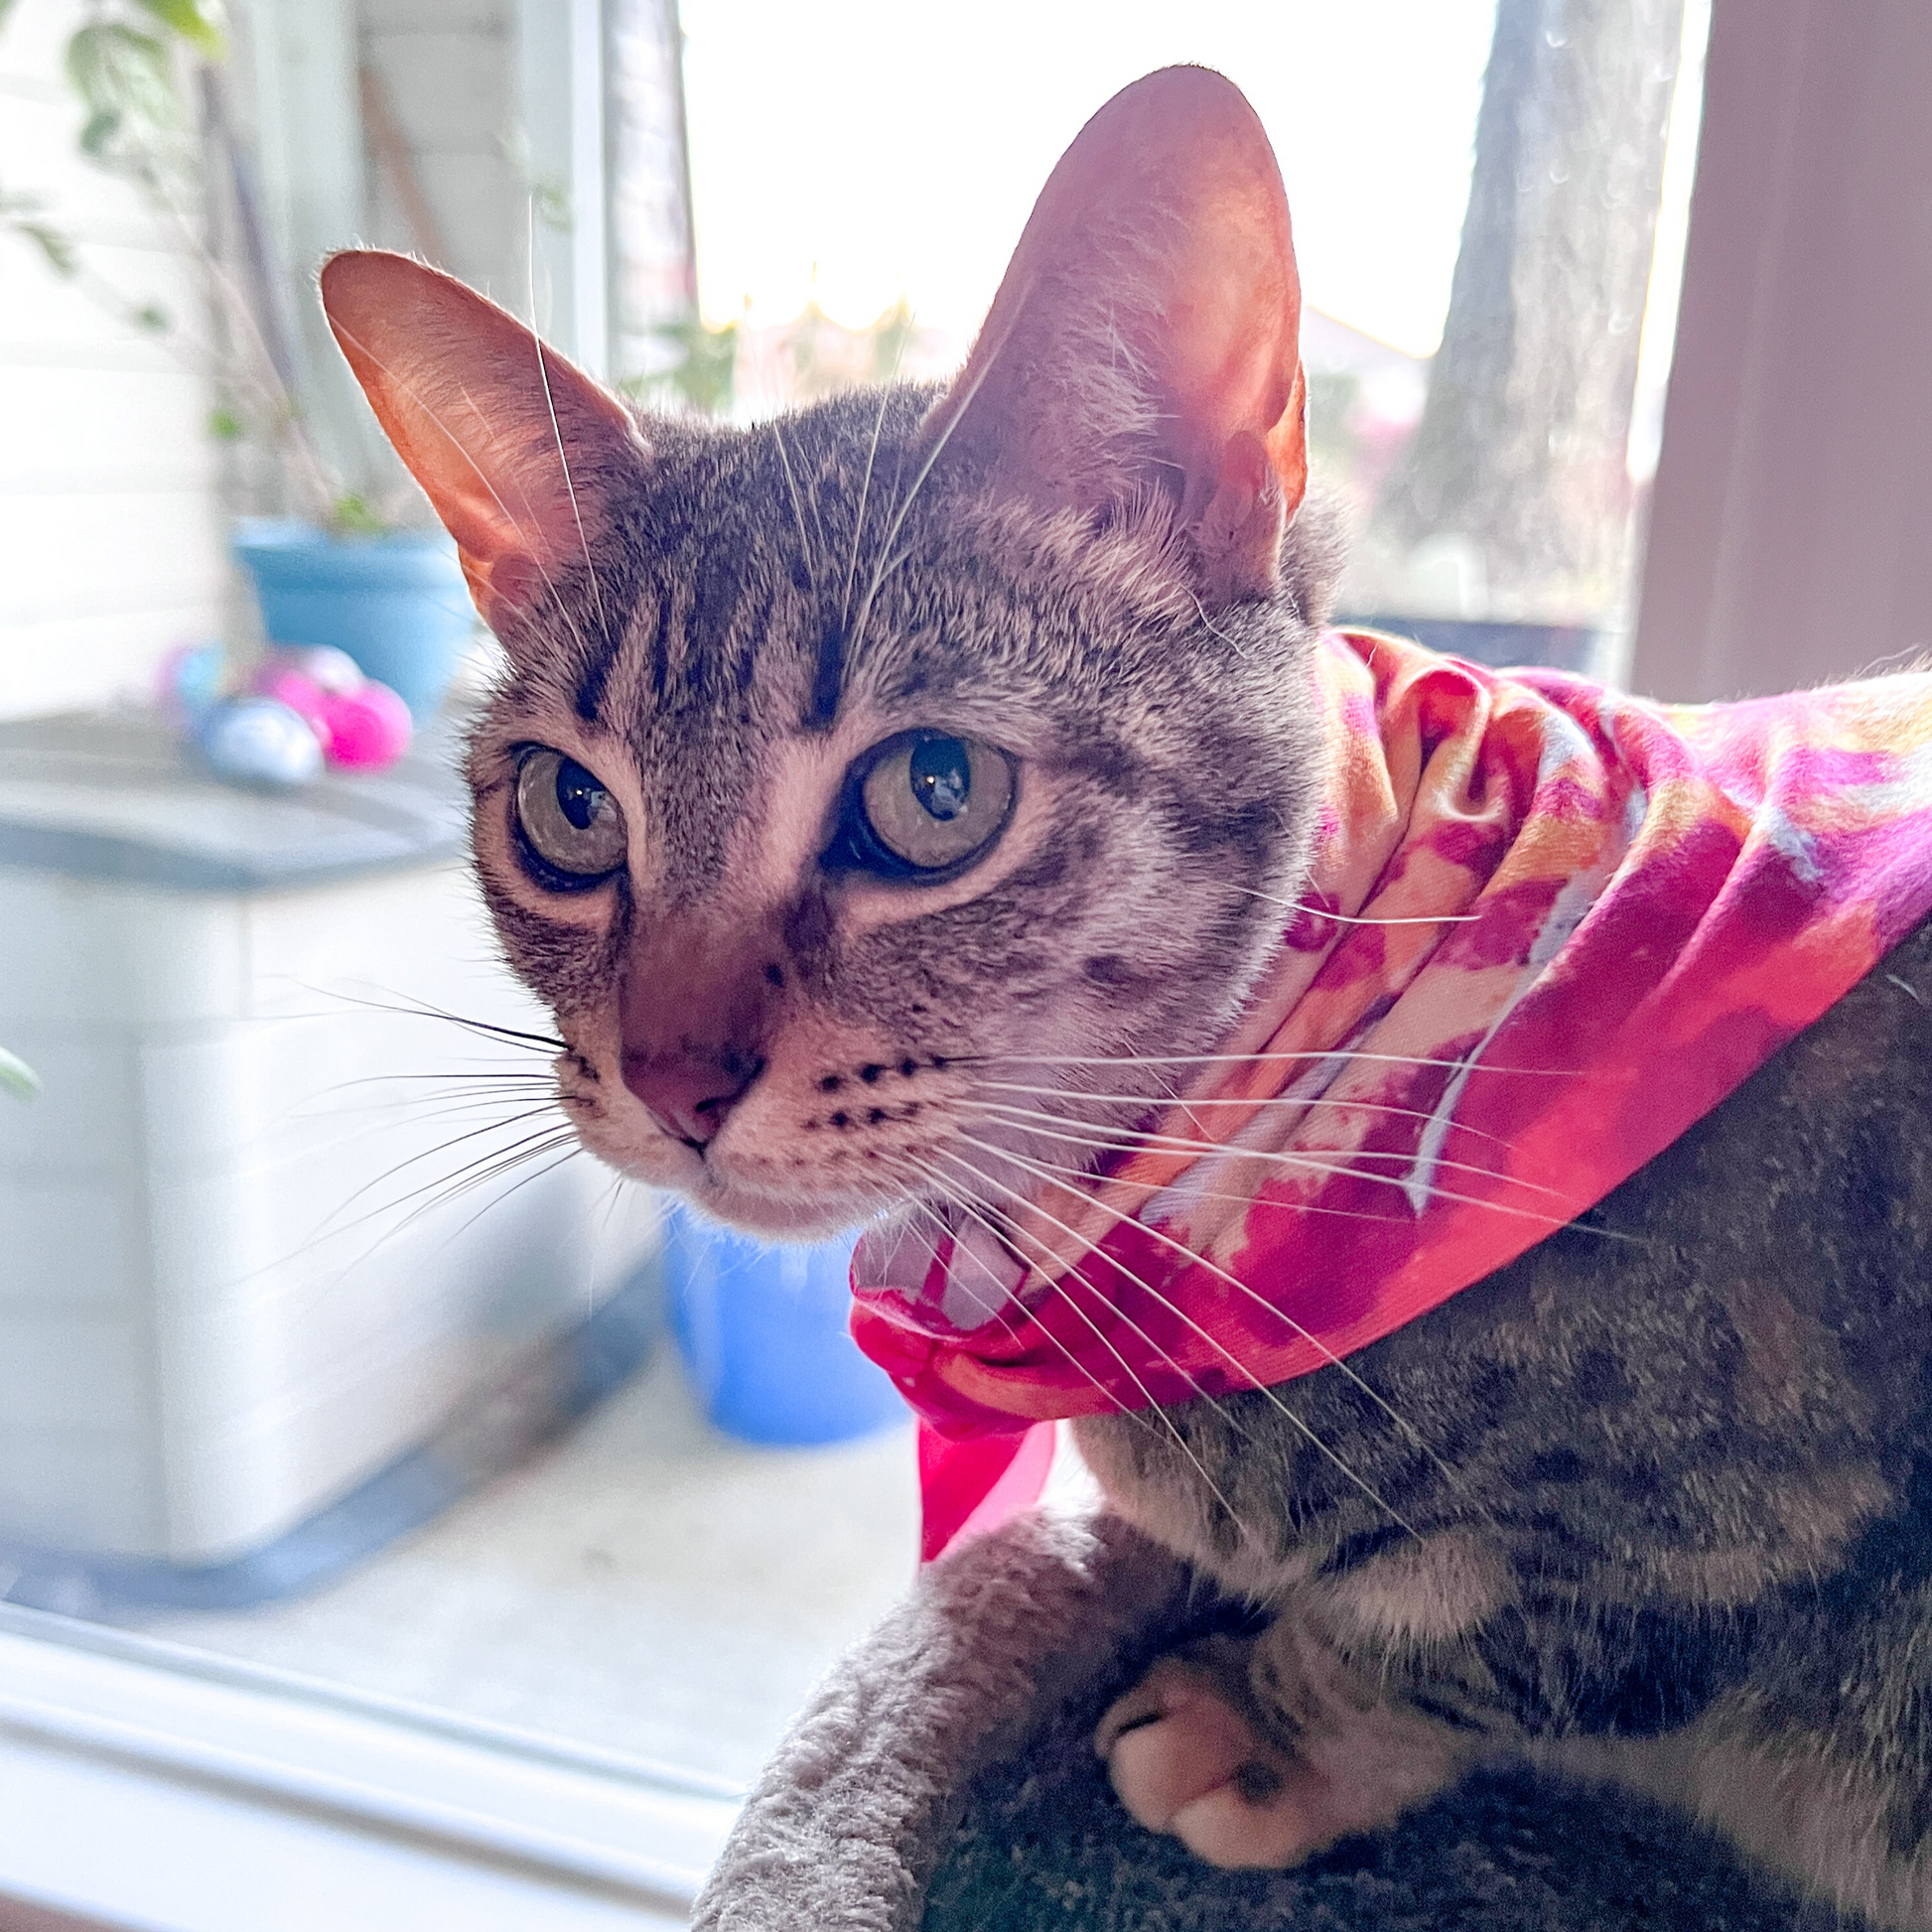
[664,1206,905,1447]
[232,518,476,718]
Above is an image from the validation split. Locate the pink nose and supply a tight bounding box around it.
[621,1052,759,1149]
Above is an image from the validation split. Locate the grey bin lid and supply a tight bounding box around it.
[0,709,470,892]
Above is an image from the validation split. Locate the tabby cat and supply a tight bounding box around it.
[321,66,1932,1927]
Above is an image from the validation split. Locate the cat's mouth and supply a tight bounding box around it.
[853,1196,1031,1332]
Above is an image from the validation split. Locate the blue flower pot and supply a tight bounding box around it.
[663,1206,905,1447]
[232,519,476,719]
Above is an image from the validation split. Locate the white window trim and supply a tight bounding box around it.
[515,0,610,374]
[0,1605,737,1930]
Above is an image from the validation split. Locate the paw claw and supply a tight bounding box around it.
[1097,1657,1318,1866]
[1172,1778,1315,1868]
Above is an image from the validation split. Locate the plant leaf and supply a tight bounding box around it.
[132,0,228,60]
[13,218,78,276]
[66,23,180,134]
[78,108,122,158]
[328,492,388,537]
[0,1047,40,1101]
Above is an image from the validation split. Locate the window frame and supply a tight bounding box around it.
[10,1,1932,1920]
[0,1604,736,1931]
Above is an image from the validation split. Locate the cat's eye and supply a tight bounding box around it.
[512,749,628,886]
[832,730,1016,879]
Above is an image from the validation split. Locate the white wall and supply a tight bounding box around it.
[359,0,519,304]
[0,0,230,721]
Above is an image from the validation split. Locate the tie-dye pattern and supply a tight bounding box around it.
[850,631,1932,1559]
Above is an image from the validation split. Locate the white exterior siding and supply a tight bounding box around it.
[0,0,229,721]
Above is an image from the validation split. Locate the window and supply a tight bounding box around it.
[0,0,1737,1919]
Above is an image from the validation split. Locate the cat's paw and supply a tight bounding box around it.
[1095,1656,1335,1868]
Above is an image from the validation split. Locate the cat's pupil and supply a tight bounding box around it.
[909,738,971,821]
[555,758,607,831]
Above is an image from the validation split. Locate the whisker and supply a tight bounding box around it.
[971,1048,1575,1079]
[226,1037,563,1183]
[300,1095,564,1140]
[903,1155,1259,1542]
[270,1124,584,1335]
[330,1126,585,1274]
[1184,586,1254,660]
[769,417,820,591]
[1006,1110,1548,1196]
[968,1101,1581,1226]
[343,1094,576,1137]
[887,1164,1245,1530]
[326,305,595,667]
[840,382,895,627]
[306,1073,562,1113]
[954,1133,1476,1532]
[916,1154,1260,1454]
[878,1154,1143,1407]
[934,1143,1419,1541]
[968,1079,1519,1153]
[281,984,566,1053]
[843,304,1016,662]
[525,191,614,656]
[409,1135,587,1277]
[960,1131,1503,1524]
[304,1108,569,1247]
[1143,1057,1212,1147]
[258,1067,560,1147]
[881,1157,1105,1376]
[1232,886,1480,927]
[586,1173,635,1320]
[962,1134,1513,1240]
[321,1069,563,1090]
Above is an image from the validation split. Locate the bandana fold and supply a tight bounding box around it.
[852,631,1932,1559]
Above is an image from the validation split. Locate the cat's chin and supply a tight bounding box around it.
[678,1173,885,1245]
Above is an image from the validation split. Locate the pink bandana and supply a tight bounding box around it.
[851,630,1932,1561]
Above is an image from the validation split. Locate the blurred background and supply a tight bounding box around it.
[0,0,1711,1797]
[5,0,1931,1920]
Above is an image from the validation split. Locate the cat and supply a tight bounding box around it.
[321,64,1932,1929]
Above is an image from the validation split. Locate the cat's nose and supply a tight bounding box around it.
[618,914,783,1151]
[621,1052,759,1150]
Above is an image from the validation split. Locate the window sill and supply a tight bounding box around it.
[0,1604,737,1930]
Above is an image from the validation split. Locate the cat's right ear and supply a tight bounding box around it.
[927,67,1308,609]
[319,251,648,632]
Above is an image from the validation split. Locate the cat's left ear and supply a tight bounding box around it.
[319,251,648,633]
[928,66,1307,607]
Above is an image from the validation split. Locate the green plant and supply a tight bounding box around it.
[1,0,385,531]
[621,314,740,417]
[0,0,224,339]
[66,0,226,167]
[0,1047,39,1102]
[625,299,927,421]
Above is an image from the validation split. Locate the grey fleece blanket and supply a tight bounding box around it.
[693,1512,1853,1931]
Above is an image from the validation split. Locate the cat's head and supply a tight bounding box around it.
[321,66,1339,1241]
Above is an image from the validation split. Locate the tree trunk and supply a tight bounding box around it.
[1360,0,1686,626]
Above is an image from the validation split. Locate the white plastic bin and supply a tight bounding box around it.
[0,711,652,1599]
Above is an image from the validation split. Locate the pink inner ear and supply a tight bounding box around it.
[930,66,1308,568]
[1163,169,1304,504]
[1201,431,1272,541]
[320,250,647,616]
